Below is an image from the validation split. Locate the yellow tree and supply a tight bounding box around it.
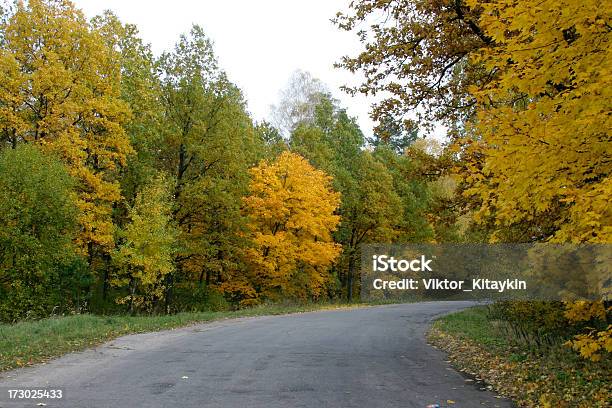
[113,175,178,313]
[336,0,610,242]
[0,0,132,255]
[240,152,342,302]
[458,0,610,357]
[463,0,611,244]
[460,0,611,362]
[338,0,611,364]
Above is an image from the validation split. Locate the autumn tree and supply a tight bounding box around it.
[334,0,492,135]
[241,152,341,303]
[157,26,262,307]
[0,0,133,258]
[86,11,168,303]
[290,95,403,300]
[338,0,611,357]
[113,175,178,314]
[461,0,611,244]
[336,0,610,243]
[461,0,612,360]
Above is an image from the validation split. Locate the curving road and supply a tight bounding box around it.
[0,302,513,408]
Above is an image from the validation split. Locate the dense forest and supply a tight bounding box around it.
[0,0,459,320]
[0,0,609,366]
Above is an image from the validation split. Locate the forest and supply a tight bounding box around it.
[0,0,610,369]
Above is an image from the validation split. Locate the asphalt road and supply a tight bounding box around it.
[0,302,514,408]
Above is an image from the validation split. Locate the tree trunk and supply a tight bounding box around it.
[128,276,136,315]
[102,254,111,301]
[164,272,174,314]
[347,255,355,302]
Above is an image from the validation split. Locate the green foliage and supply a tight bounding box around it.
[289,96,406,300]
[112,174,179,313]
[254,121,287,159]
[169,284,230,312]
[487,301,570,349]
[156,26,262,306]
[0,145,84,322]
[372,145,434,243]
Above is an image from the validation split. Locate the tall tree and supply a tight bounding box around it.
[0,0,133,257]
[157,26,262,306]
[290,95,403,300]
[372,144,436,243]
[338,152,403,300]
[271,70,330,135]
[91,11,167,303]
[241,151,342,303]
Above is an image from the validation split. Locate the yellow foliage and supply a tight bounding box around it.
[0,0,133,251]
[219,278,259,308]
[457,0,612,362]
[564,301,607,323]
[241,151,341,300]
[112,175,178,310]
[462,0,611,243]
[564,302,611,362]
[565,325,612,362]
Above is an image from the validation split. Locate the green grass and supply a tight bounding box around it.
[432,305,509,349]
[0,302,362,372]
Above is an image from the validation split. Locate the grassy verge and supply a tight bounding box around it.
[429,306,611,407]
[0,302,363,372]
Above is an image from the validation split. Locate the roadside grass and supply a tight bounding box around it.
[429,306,611,407]
[0,302,365,372]
[431,305,510,350]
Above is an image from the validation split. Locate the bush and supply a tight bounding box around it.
[487,301,570,349]
[170,283,231,312]
[0,145,84,322]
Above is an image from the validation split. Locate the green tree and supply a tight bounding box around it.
[0,145,82,322]
[372,145,435,243]
[254,120,287,159]
[157,26,263,307]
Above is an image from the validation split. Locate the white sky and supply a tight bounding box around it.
[72,0,377,137]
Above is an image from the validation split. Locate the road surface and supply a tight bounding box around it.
[0,302,513,408]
